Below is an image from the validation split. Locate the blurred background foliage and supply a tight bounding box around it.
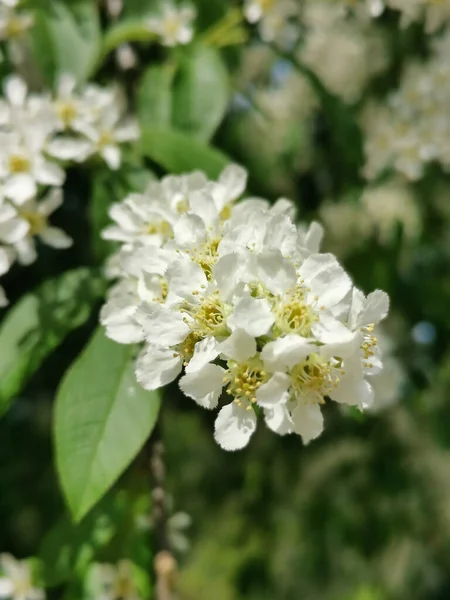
[1,0,450,598]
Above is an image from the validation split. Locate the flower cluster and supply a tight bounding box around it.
[299,1,388,104]
[0,554,44,600]
[88,561,140,600]
[362,31,450,180]
[243,0,298,43]
[320,180,421,257]
[147,3,196,47]
[0,73,138,304]
[0,0,33,49]
[101,164,389,451]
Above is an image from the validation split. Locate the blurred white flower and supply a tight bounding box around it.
[0,0,33,42]
[5,188,72,265]
[0,130,65,205]
[300,1,388,104]
[147,4,195,47]
[361,181,421,245]
[367,329,405,411]
[362,31,450,180]
[90,560,140,600]
[0,554,44,600]
[244,0,298,43]
[73,102,139,170]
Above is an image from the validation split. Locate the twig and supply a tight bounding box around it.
[148,427,177,600]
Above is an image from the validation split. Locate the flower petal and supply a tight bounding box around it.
[3,174,36,205]
[173,213,206,248]
[218,163,247,202]
[179,363,225,409]
[227,297,274,337]
[291,403,324,444]
[34,161,66,186]
[135,345,183,390]
[214,402,257,451]
[40,227,73,249]
[166,259,207,301]
[256,250,297,295]
[218,329,256,363]
[330,375,374,409]
[185,336,220,373]
[261,335,312,371]
[360,290,390,326]
[264,404,293,435]
[256,373,291,408]
[134,303,190,346]
[300,253,352,310]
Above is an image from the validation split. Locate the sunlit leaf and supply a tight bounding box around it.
[55,328,161,521]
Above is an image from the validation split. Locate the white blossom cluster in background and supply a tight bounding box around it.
[88,561,141,600]
[0,74,139,305]
[0,554,44,600]
[362,31,450,181]
[100,164,390,451]
[299,1,388,104]
[243,0,299,43]
[320,180,421,257]
[147,3,196,47]
[0,0,33,62]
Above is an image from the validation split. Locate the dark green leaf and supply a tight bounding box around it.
[137,63,177,129]
[172,45,229,141]
[40,504,115,587]
[0,268,105,418]
[55,328,161,521]
[29,1,101,85]
[140,127,230,178]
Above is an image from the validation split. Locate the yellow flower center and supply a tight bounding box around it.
[8,154,30,174]
[274,286,319,336]
[56,101,77,127]
[162,15,182,37]
[146,220,173,238]
[225,358,267,408]
[115,576,135,598]
[290,353,344,405]
[98,130,114,147]
[360,323,378,369]
[19,210,46,235]
[6,17,27,38]
[186,238,220,281]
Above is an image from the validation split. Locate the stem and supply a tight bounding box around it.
[89,21,156,76]
[148,425,177,600]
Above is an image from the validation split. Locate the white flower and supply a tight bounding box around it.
[100,246,172,344]
[0,554,44,600]
[0,130,65,205]
[147,4,195,47]
[89,560,140,600]
[100,165,390,450]
[0,2,33,42]
[72,99,139,169]
[5,188,72,265]
[244,0,298,43]
[362,31,450,180]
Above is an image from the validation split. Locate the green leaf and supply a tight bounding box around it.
[40,504,116,587]
[140,127,230,178]
[55,328,161,521]
[172,45,229,141]
[29,0,101,85]
[0,268,105,418]
[138,63,177,129]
